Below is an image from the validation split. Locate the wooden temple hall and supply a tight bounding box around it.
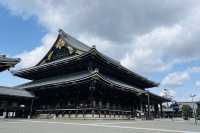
[1,29,169,119]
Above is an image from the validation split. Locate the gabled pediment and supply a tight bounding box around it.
[37,30,91,66]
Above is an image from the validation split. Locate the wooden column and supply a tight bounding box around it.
[140,103,143,112]
[89,80,96,108]
[132,104,134,118]
[160,103,163,118]
[147,94,150,119]
[154,104,159,118]
[29,99,34,119]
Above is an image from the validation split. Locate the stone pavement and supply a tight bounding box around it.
[0,118,200,133]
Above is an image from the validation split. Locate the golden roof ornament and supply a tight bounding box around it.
[56,38,65,49]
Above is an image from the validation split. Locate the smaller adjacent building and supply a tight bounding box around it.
[162,101,200,118]
[177,101,199,117]
[0,86,34,118]
[0,55,20,72]
[0,55,34,118]
[177,102,199,111]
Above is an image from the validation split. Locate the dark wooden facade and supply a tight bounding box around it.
[0,87,34,118]
[14,30,169,119]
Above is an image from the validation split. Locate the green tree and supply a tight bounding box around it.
[182,105,191,120]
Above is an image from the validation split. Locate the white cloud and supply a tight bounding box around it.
[14,33,57,69]
[1,0,200,72]
[1,0,200,101]
[160,89,176,99]
[121,25,181,73]
[189,66,200,73]
[195,81,200,90]
[160,66,200,89]
[161,72,190,88]
[78,33,114,53]
[121,9,200,74]
[0,0,67,32]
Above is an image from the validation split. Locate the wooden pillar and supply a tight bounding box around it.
[140,103,143,112]
[5,109,8,118]
[147,94,150,119]
[68,111,71,118]
[160,103,163,118]
[98,110,100,118]
[62,111,65,118]
[154,104,159,118]
[29,99,34,119]
[144,104,147,116]
[75,110,78,118]
[89,80,96,108]
[82,110,85,118]
[132,104,134,118]
[92,110,94,118]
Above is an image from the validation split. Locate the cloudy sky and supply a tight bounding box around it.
[0,0,200,102]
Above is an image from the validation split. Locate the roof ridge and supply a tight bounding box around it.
[59,29,91,51]
[35,29,91,66]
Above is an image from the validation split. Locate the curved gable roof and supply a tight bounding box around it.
[37,29,91,66]
[13,29,158,88]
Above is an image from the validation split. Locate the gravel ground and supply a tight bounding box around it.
[0,118,200,133]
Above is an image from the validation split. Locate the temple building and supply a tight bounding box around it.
[12,29,169,119]
[0,55,34,118]
[0,55,20,72]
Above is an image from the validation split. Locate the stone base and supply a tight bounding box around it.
[35,113,133,120]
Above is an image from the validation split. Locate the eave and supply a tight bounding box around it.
[17,70,144,94]
[148,92,171,103]
[13,48,158,88]
[0,86,34,98]
[0,55,20,72]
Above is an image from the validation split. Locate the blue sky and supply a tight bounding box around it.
[0,6,45,85]
[0,1,200,102]
[0,6,46,55]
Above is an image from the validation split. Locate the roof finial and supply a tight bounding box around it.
[58,29,64,35]
[92,45,96,49]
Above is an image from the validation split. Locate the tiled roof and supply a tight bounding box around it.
[0,55,20,72]
[17,71,143,93]
[0,86,34,98]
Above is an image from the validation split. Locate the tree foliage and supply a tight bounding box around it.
[182,105,191,119]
